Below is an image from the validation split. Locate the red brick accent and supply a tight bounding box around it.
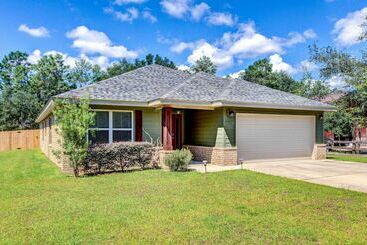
[184,145,238,165]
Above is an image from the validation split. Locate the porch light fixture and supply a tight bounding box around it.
[318,114,323,120]
[202,160,208,173]
[228,110,235,117]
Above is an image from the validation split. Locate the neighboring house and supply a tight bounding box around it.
[320,93,367,142]
[36,64,334,171]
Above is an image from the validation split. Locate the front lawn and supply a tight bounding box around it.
[1,150,367,243]
[327,152,367,164]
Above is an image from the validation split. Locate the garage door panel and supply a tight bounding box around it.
[236,113,315,161]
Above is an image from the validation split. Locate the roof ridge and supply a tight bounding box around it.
[158,72,198,99]
[217,78,238,100]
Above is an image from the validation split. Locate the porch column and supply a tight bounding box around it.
[162,108,173,150]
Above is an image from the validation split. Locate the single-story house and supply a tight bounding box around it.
[36,64,334,171]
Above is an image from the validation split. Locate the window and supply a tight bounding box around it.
[88,111,133,144]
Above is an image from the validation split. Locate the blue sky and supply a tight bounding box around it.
[0,0,366,78]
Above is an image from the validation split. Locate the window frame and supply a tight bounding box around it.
[88,109,135,144]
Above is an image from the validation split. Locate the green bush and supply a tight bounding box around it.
[85,142,154,174]
[165,149,193,171]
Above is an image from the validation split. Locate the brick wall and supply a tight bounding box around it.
[184,145,238,165]
[39,115,73,173]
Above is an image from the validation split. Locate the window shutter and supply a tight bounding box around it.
[135,110,143,142]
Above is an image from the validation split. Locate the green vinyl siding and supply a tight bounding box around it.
[142,109,161,143]
[91,105,162,143]
[184,108,232,148]
[90,105,325,147]
[316,114,324,144]
[223,109,236,147]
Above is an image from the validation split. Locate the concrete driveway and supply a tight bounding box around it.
[244,159,367,193]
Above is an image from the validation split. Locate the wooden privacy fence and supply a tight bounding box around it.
[0,129,40,152]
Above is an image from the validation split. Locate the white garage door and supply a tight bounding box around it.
[236,113,315,161]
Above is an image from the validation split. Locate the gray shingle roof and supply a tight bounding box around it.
[55,64,333,110]
[56,64,191,102]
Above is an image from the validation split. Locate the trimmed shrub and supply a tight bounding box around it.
[165,149,193,171]
[84,142,154,174]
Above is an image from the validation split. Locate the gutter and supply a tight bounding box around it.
[36,98,336,123]
[35,98,149,123]
[211,101,336,112]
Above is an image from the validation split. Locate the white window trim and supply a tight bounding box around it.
[88,109,134,144]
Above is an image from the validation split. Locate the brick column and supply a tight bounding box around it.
[312,144,326,160]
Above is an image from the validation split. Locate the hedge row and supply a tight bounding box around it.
[84,142,156,174]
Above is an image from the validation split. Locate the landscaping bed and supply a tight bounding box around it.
[1,150,367,243]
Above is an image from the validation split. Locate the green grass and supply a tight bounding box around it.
[327,152,367,164]
[1,150,367,244]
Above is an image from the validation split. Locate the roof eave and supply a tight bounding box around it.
[213,101,336,112]
[35,98,150,123]
[36,100,54,123]
[149,99,215,110]
[35,97,336,124]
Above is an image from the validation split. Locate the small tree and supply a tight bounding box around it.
[324,109,354,140]
[191,56,217,75]
[53,98,95,177]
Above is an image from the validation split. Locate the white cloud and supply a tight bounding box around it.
[27,49,42,64]
[170,41,196,53]
[114,0,147,4]
[227,70,244,79]
[191,2,210,21]
[206,12,236,26]
[27,49,111,69]
[105,7,157,24]
[142,10,157,23]
[171,21,315,70]
[299,60,317,71]
[177,64,191,72]
[80,54,110,69]
[269,54,296,74]
[187,41,233,69]
[224,22,315,58]
[160,0,235,25]
[333,7,367,46]
[18,24,49,37]
[303,29,317,39]
[326,75,348,89]
[224,22,283,58]
[105,7,140,23]
[66,25,138,59]
[160,0,190,19]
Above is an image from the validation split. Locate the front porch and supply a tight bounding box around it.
[161,107,238,165]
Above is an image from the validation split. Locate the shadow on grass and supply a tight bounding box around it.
[80,166,162,177]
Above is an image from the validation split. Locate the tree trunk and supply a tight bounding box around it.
[73,167,79,177]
